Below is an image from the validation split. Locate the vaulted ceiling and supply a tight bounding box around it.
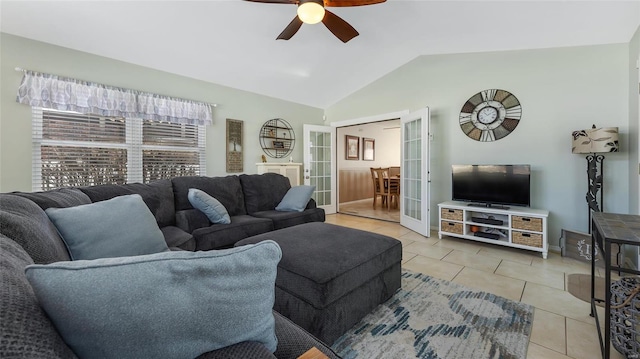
[2,1,639,108]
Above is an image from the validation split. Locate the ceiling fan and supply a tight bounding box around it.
[245,0,386,43]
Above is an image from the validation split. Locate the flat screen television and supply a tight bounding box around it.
[451,164,531,208]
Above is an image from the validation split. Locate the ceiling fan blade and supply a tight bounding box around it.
[244,0,297,4]
[324,0,385,7]
[322,9,359,43]
[277,16,304,40]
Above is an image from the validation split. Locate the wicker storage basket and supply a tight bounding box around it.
[512,231,543,248]
[610,277,640,357]
[512,216,543,231]
[441,208,463,221]
[441,221,463,235]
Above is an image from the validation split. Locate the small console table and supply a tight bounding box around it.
[590,212,640,359]
[438,201,549,258]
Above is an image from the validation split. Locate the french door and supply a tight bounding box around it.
[400,108,431,236]
[303,125,336,214]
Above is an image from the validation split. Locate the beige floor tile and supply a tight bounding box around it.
[477,245,537,265]
[530,309,566,354]
[531,252,593,275]
[433,236,484,254]
[402,255,463,281]
[527,343,571,359]
[372,224,412,239]
[400,230,437,244]
[442,250,501,273]
[521,282,598,326]
[402,253,417,264]
[496,260,565,290]
[404,241,453,260]
[395,236,415,247]
[566,318,626,359]
[451,267,526,301]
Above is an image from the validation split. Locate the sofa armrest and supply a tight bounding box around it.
[305,198,317,210]
[175,209,209,233]
[273,311,341,359]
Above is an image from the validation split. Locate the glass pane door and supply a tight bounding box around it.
[303,125,336,214]
[400,108,430,236]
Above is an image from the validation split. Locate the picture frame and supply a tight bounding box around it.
[345,135,359,160]
[272,141,285,149]
[363,138,375,161]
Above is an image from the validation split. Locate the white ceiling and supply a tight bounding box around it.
[2,0,639,109]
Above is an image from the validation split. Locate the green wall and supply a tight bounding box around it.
[0,33,324,192]
[325,44,633,248]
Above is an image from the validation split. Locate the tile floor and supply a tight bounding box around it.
[324,213,627,359]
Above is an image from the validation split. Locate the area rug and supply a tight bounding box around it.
[331,270,534,359]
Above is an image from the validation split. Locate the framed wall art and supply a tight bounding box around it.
[363,138,375,161]
[346,135,359,160]
[226,119,243,173]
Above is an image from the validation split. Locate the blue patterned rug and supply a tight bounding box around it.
[332,271,534,359]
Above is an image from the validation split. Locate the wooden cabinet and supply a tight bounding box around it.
[438,201,549,258]
[256,163,302,186]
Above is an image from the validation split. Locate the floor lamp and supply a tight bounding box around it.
[571,125,619,231]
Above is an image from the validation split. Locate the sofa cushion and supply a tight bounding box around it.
[0,194,71,264]
[78,179,176,227]
[188,188,231,224]
[160,226,195,251]
[45,194,169,260]
[25,241,282,359]
[13,187,91,210]
[240,173,291,214]
[276,186,316,212]
[193,215,274,250]
[172,175,247,216]
[251,209,326,230]
[0,234,77,359]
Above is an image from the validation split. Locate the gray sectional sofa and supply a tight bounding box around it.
[0,173,334,359]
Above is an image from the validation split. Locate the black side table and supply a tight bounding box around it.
[590,212,640,359]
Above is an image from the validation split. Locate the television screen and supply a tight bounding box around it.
[451,165,531,207]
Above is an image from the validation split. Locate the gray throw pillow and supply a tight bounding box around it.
[25,240,282,359]
[188,188,231,224]
[45,194,168,260]
[275,185,316,212]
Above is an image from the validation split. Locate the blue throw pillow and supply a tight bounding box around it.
[275,185,316,212]
[25,240,282,359]
[45,194,168,260]
[188,188,231,224]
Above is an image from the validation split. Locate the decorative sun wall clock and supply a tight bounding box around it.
[459,89,522,142]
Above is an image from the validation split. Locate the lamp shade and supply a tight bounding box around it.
[572,126,619,154]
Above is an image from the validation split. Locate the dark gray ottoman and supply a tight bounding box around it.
[236,222,402,345]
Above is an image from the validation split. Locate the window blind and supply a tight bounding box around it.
[32,108,205,191]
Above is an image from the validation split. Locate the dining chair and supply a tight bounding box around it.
[388,176,400,209]
[389,166,400,177]
[370,167,390,208]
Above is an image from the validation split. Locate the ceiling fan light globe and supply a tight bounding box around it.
[297,2,325,24]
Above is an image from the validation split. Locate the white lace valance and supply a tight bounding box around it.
[16,70,213,125]
[137,93,212,126]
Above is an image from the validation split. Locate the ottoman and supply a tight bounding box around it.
[235,222,402,344]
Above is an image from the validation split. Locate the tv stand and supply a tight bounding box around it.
[439,201,549,258]
[467,203,510,210]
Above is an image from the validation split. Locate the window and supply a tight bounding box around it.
[33,108,205,191]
